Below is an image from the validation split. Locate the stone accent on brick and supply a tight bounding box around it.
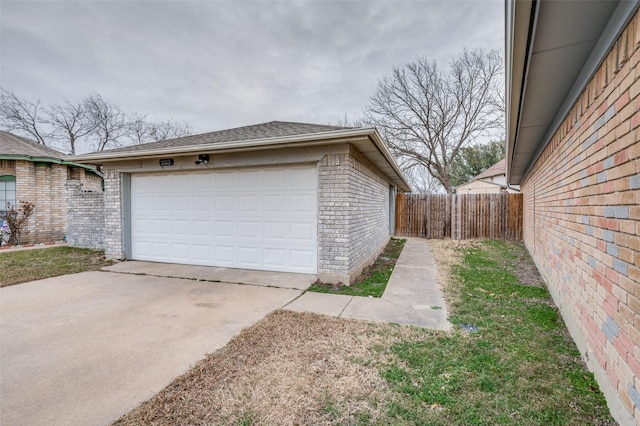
[521,10,640,424]
[66,181,104,250]
[103,169,124,259]
[318,146,391,283]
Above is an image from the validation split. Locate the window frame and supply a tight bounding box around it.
[0,175,17,213]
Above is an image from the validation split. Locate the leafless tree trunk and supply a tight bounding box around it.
[84,93,127,151]
[0,89,50,145]
[45,99,97,155]
[365,49,504,194]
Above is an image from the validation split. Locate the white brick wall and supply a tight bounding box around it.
[103,170,124,259]
[66,181,104,250]
[318,147,390,283]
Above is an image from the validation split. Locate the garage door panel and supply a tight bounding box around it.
[214,220,235,238]
[215,195,235,212]
[238,170,261,186]
[264,222,286,240]
[215,171,235,189]
[290,222,314,241]
[193,196,213,214]
[264,195,287,213]
[262,169,286,187]
[290,167,316,188]
[131,165,317,273]
[192,245,211,262]
[290,250,315,271]
[238,221,261,239]
[238,195,260,213]
[290,194,315,213]
[264,248,286,268]
[214,245,235,263]
[238,247,260,266]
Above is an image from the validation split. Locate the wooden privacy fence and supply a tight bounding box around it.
[395,193,523,240]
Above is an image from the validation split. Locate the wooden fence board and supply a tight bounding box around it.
[394,193,523,240]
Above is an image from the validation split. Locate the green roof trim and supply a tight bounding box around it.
[0,154,98,173]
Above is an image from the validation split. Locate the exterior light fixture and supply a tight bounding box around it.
[195,154,209,165]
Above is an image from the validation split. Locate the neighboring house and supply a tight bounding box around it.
[0,131,102,244]
[72,121,411,284]
[507,1,640,424]
[454,158,519,194]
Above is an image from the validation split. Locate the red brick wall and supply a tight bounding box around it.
[521,12,640,423]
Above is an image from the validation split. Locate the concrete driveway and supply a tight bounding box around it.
[0,271,301,426]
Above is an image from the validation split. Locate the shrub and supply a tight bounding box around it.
[1,201,35,246]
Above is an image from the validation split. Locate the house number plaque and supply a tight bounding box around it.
[159,159,174,167]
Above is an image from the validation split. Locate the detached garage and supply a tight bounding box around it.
[72,121,410,283]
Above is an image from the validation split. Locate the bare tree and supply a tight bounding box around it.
[1,89,194,152]
[0,88,50,145]
[126,112,150,145]
[45,99,96,154]
[147,118,192,142]
[126,114,192,145]
[83,93,127,151]
[365,49,504,193]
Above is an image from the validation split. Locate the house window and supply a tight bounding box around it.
[0,175,16,213]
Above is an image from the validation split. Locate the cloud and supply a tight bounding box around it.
[1,0,503,134]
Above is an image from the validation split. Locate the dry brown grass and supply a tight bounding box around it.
[114,310,426,426]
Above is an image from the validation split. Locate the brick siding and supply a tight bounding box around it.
[318,147,390,283]
[66,181,104,250]
[521,11,640,424]
[103,169,124,259]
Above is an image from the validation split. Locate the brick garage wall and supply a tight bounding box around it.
[66,181,104,250]
[346,147,390,276]
[103,169,124,259]
[521,12,640,424]
[318,148,390,283]
[318,153,351,279]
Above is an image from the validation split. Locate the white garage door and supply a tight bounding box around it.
[130,164,317,274]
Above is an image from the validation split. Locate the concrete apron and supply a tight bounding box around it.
[0,271,301,426]
[103,261,317,290]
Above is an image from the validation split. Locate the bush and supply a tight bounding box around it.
[1,201,35,246]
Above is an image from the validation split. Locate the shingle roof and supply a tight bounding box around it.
[99,121,353,154]
[0,131,65,158]
[474,158,506,180]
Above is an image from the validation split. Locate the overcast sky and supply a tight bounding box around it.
[1,0,503,150]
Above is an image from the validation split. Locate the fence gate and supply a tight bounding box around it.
[395,193,523,240]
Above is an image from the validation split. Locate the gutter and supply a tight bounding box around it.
[70,127,381,162]
[0,154,100,174]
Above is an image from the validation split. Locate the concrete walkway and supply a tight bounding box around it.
[285,237,451,329]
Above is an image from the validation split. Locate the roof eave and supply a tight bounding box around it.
[70,127,412,192]
[506,0,639,186]
[505,0,536,187]
[0,154,98,172]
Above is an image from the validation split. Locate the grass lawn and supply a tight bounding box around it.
[114,239,614,425]
[0,246,113,287]
[307,237,406,297]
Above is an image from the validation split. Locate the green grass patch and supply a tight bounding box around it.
[381,240,615,425]
[307,238,406,298]
[0,246,113,287]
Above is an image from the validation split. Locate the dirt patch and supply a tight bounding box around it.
[114,310,423,426]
